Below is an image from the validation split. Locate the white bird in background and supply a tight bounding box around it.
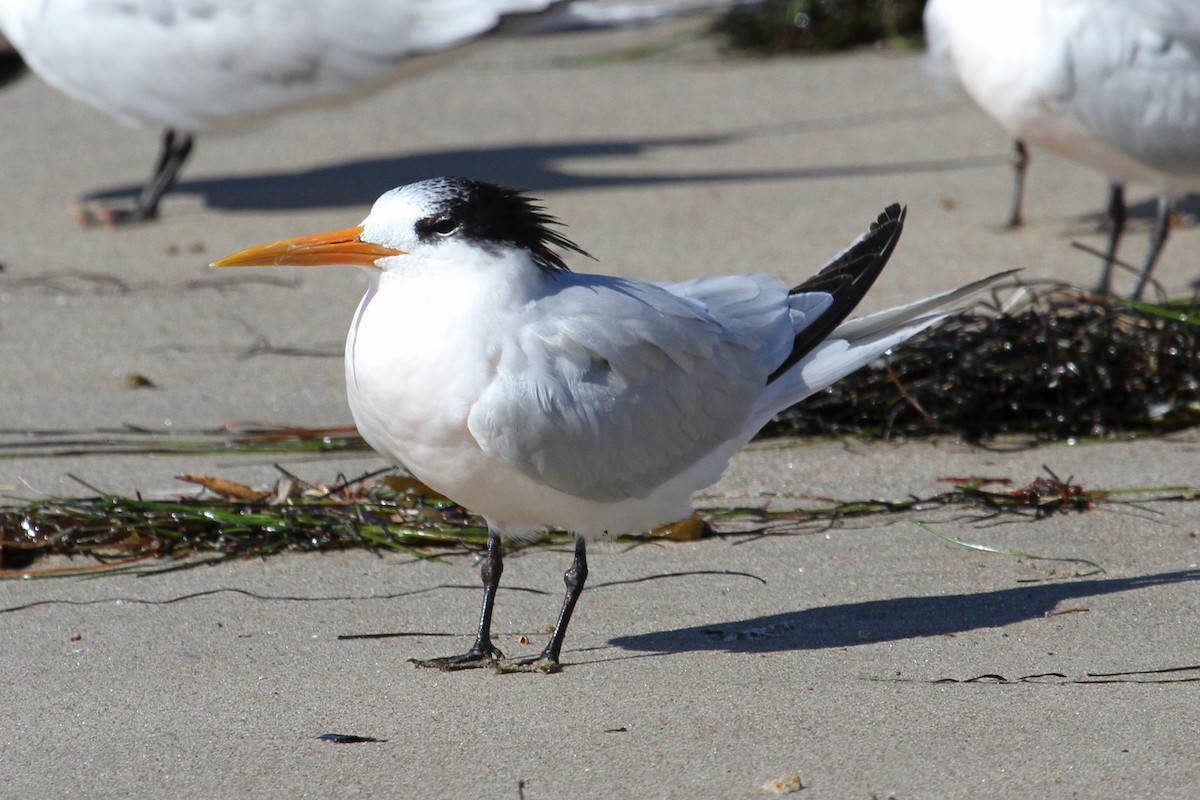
[0,0,729,225]
[925,0,1200,299]
[214,177,1007,672]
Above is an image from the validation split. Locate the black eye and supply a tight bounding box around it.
[431,217,459,236]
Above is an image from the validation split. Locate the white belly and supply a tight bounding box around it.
[343,276,694,538]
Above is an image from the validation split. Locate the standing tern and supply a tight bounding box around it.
[925,0,1200,298]
[214,177,1007,673]
[0,0,729,225]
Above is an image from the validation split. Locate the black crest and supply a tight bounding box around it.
[411,178,592,273]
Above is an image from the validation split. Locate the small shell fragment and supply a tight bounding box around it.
[760,774,803,794]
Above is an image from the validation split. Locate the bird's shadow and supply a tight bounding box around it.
[84,132,1003,212]
[1077,193,1200,228]
[608,569,1200,655]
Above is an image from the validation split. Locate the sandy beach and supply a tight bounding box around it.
[2,17,1198,799]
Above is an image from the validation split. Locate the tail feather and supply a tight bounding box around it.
[833,269,1017,341]
[768,203,906,383]
[753,269,1017,428]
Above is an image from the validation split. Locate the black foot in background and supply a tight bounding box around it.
[410,643,505,672]
[72,200,159,227]
[495,654,560,674]
[74,129,194,227]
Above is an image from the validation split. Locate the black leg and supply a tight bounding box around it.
[0,47,26,89]
[134,129,194,220]
[77,128,194,226]
[410,529,506,671]
[1006,139,1028,229]
[1095,181,1126,295]
[497,537,588,674]
[1131,193,1172,301]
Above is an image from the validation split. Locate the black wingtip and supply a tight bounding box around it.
[801,202,905,293]
[766,203,907,384]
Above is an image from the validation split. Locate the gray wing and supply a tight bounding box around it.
[4,0,557,129]
[466,274,794,503]
[1050,0,1200,175]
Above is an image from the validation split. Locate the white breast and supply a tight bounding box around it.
[344,262,700,539]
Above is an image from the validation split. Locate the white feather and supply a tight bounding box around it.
[925,0,1200,191]
[0,0,741,131]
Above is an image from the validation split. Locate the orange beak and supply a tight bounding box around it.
[211,226,405,269]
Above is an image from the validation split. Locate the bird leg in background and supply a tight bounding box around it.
[1096,182,1127,295]
[410,529,507,671]
[0,44,26,89]
[76,129,194,226]
[136,129,194,219]
[497,537,588,674]
[1007,139,1029,229]
[1131,193,1173,301]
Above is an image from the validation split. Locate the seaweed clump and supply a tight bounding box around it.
[0,472,494,575]
[762,281,1200,441]
[711,0,927,55]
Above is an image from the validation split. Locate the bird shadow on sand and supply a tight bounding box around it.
[1074,193,1200,229]
[608,569,1200,655]
[84,133,1003,213]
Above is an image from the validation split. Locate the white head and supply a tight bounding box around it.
[212,177,590,275]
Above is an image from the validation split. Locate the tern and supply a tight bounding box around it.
[0,0,729,225]
[925,0,1200,298]
[214,177,1006,673]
